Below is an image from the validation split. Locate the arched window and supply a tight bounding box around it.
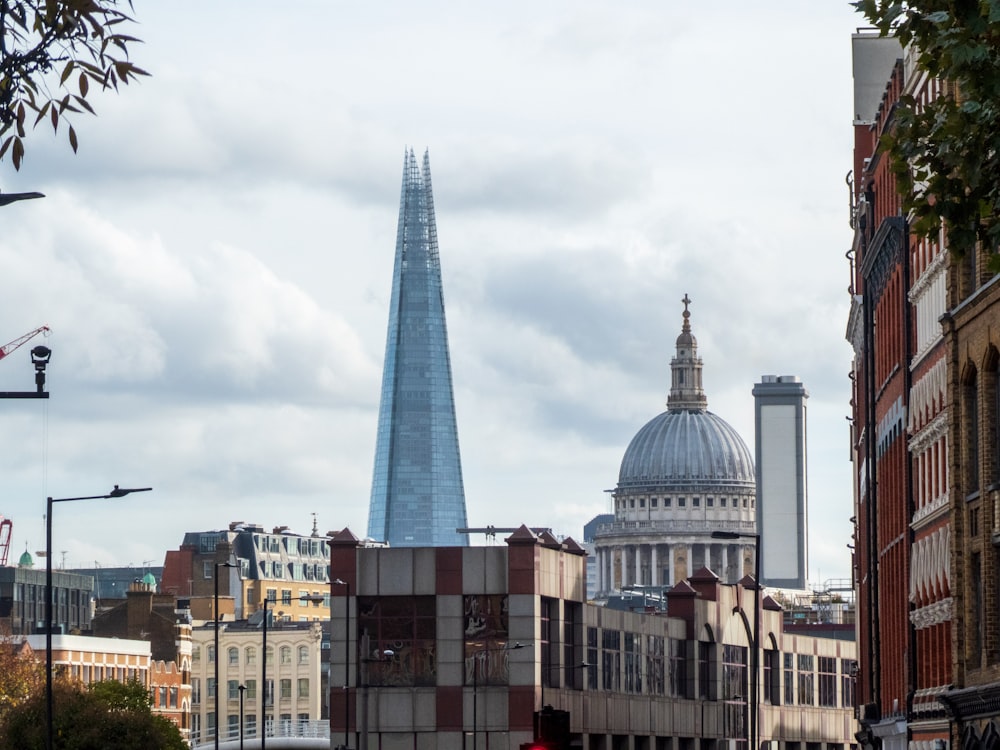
[265,645,274,666]
[985,346,1000,485]
[964,364,980,496]
[228,647,238,666]
[207,645,215,664]
[280,646,292,665]
[246,646,257,666]
[298,645,309,665]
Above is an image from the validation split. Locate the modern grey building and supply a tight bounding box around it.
[367,149,469,547]
[753,375,809,589]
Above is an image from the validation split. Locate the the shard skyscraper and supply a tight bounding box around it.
[367,149,469,547]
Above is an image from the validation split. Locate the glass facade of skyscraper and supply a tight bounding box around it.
[366,149,469,547]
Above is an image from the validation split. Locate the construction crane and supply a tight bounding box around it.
[0,325,49,361]
[0,517,10,566]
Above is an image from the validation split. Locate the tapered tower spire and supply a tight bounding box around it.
[367,149,469,547]
[667,293,708,412]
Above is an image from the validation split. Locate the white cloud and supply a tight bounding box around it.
[0,1,860,587]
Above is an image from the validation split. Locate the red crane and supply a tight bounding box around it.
[0,517,10,566]
[0,325,49,361]
[0,325,50,566]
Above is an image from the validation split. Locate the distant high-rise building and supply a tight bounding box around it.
[367,149,469,547]
[753,375,808,589]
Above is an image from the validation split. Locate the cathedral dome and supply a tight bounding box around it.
[618,409,754,491]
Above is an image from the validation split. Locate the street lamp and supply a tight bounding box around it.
[260,594,276,750]
[214,559,237,750]
[238,684,246,750]
[332,578,350,750]
[0,190,44,206]
[45,485,151,750]
[712,529,761,750]
[360,647,394,750]
[257,592,323,750]
[470,642,528,750]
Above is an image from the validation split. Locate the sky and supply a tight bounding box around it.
[0,2,865,588]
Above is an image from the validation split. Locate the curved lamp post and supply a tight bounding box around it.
[471,642,528,750]
[712,529,761,750]
[45,485,151,750]
[214,560,237,750]
[258,592,324,750]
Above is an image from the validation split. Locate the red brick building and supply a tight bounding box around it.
[848,34,953,750]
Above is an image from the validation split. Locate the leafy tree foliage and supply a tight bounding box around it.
[854,0,1000,264]
[0,0,148,170]
[0,679,186,750]
[0,637,44,721]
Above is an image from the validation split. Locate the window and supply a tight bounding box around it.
[540,597,555,690]
[359,596,438,686]
[818,657,837,707]
[280,679,292,699]
[228,714,239,738]
[671,639,690,698]
[639,498,645,508]
[207,712,216,733]
[721,498,727,507]
[207,646,215,664]
[158,686,167,707]
[204,562,213,579]
[602,629,621,691]
[280,714,292,734]
[281,590,292,605]
[698,642,714,699]
[797,654,814,705]
[298,646,310,665]
[624,632,641,693]
[169,687,177,708]
[265,588,277,603]
[841,660,856,709]
[678,497,686,507]
[192,646,201,663]
[646,635,665,695]
[665,497,672,507]
[245,715,257,738]
[693,497,700,507]
[764,649,780,705]
[266,646,274,666]
[722,644,747,700]
[245,680,256,700]
[228,647,238,666]
[246,646,257,666]
[784,653,795,704]
[962,368,979,495]
[651,498,658,508]
[280,646,292,665]
[206,678,216,701]
[587,627,598,690]
[228,680,240,701]
[707,497,714,507]
[297,678,309,698]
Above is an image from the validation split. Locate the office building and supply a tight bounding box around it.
[327,527,857,750]
[753,375,809,589]
[367,149,469,548]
